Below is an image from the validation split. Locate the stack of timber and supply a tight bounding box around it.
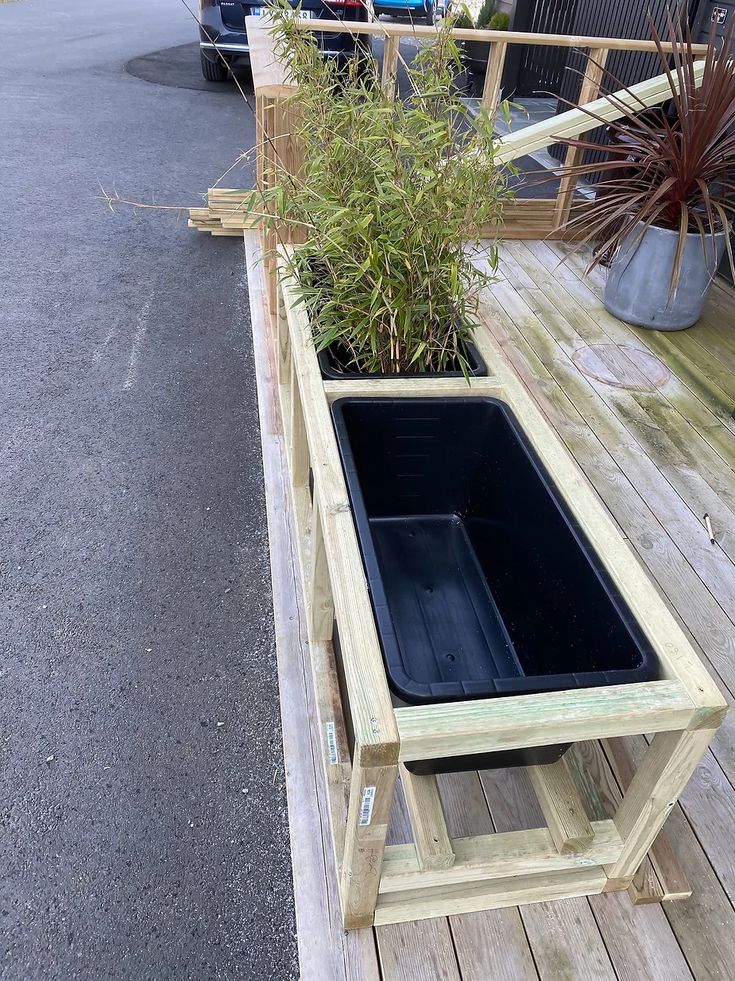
[188,187,257,237]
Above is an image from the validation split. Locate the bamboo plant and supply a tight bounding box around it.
[252,4,512,375]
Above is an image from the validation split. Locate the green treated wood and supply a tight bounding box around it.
[396,682,695,762]
[379,821,622,892]
[481,287,735,734]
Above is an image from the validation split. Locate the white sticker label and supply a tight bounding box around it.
[359,786,376,826]
[325,722,338,765]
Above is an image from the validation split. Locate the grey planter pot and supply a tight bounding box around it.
[604,221,728,330]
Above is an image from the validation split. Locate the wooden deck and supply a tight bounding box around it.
[244,231,735,981]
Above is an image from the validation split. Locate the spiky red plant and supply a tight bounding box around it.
[555,18,735,286]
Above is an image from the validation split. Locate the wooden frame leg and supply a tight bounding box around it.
[308,498,334,644]
[400,764,455,871]
[381,36,400,98]
[276,282,291,388]
[340,757,398,929]
[288,364,311,570]
[604,728,716,888]
[528,756,594,854]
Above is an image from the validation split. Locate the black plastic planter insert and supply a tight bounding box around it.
[317,341,487,380]
[331,397,659,774]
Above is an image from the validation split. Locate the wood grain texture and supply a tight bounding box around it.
[554,48,608,227]
[399,766,455,871]
[377,919,462,981]
[380,821,621,892]
[374,868,608,925]
[294,18,708,52]
[245,233,379,980]
[527,757,595,853]
[439,771,539,980]
[246,209,734,970]
[478,766,617,981]
[279,258,399,766]
[481,41,507,111]
[396,681,695,761]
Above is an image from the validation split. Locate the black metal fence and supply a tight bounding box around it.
[509,0,696,172]
[549,0,690,167]
[513,0,579,97]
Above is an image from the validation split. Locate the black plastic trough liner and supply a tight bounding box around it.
[317,341,487,380]
[331,397,659,774]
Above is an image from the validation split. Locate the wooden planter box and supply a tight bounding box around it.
[272,247,726,929]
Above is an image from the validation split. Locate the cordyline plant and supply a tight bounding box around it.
[554,18,735,288]
[250,3,512,375]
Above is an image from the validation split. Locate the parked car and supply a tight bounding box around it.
[198,0,370,81]
[371,0,436,25]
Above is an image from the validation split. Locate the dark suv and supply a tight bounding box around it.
[198,0,370,81]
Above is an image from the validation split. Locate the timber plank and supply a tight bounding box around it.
[438,771,540,980]
[479,767,617,981]
[377,788,463,981]
[483,262,735,783]
[621,738,735,979]
[589,892,694,981]
[481,764,694,981]
[377,920,462,981]
[245,233,379,981]
[527,758,595,853]
[512,239,735,471]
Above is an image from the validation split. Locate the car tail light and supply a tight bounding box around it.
[326,0,366,7]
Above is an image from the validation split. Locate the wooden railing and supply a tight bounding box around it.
[248,16,708,245]
[296,20,707,106]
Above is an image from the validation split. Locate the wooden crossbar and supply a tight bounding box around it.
[374,867,609,925]
[496,59,707,165]
[528,757,595,853]
[295,19,708,54]
[395,681,696,762]
[380,820,623,892]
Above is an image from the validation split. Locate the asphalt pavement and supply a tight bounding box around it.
[1,1,297,979]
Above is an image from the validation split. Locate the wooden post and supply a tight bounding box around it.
[276,281,291,389]
[289,359,309,489]
[271,280,291,390]
[553,47,608,229]
[341,757,398,928]
[400,765,455,871]
[308,498,335,643]
[481,41,508,112]
[602,738,691,902]
[528,757,594,854]
[381,35,400,98]
[604,728,716,888]
[288,359,311,561]
[257,85,303,312]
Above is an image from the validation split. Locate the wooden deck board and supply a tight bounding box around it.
[245,230,735,980]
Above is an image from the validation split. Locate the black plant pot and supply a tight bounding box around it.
[317,340,487,380]
[331,397,659,775]
[463,39,490,93]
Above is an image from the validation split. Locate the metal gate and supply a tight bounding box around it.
[548,0,691,166]
[513,0,580,96]
[513,0,694,99]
